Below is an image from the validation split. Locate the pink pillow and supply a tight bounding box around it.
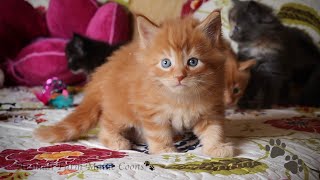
[86,2,130,44]
[46,0,98,38]
[6,38,86,86]
[0,0,48,60]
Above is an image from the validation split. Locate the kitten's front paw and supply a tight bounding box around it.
[202,143,234,157]
[149,146,177,154]
[101,138,131,150]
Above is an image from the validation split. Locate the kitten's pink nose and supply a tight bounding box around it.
[176,75,186,82]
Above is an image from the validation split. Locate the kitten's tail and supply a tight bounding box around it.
[33,95,101,143]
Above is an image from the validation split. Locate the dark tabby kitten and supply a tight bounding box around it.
[229,0,320,108]
[65,33,123,74]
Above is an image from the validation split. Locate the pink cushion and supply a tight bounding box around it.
[86,2,130,44]
[0,0,48,60]
[6,38,86,86]
[46,0,98,38]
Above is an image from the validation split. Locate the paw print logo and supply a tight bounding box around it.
[149,165,155,171]
[284,155,303,174]
[144,161,150,166]
[265,139,286,158]
[144,161,155,171]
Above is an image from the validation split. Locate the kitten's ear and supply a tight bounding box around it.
[72,34,84,48]
[136,15,159,48]
[238,59,256,71]
[70,33,85,56]
[197,10,222,45]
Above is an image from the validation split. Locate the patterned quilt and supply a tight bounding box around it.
[0,87,319,180]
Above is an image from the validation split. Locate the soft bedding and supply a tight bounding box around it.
[0,87,319,180]
[2,1,320,179]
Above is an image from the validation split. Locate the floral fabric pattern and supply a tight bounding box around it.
[265,116,320,133]
[0,87,319,179]
[0,144,126,170]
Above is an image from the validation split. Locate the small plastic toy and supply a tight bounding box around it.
[35,77,73,108]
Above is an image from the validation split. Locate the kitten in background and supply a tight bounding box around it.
[229,0,320,108]
[34,11,234,157]
[224,46,256,108]
[65,33,124,74]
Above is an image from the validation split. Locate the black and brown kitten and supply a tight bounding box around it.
[65,33,123,74]
[229,0,320,108]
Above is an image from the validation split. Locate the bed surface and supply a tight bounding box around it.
[0,87,319,180]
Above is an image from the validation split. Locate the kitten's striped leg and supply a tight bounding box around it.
[193,118,234,157]
[142,120,177,154]
[98,116,131,150]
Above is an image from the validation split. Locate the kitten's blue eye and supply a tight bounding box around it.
[187,58,198,67]
[161,59,171,68]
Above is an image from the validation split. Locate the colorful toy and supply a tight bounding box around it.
[35,77,73,108]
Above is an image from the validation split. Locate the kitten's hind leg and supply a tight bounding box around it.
[98,115,131,150]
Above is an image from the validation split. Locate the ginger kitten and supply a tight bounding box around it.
[224,47,256,108]
[34,11,234,157]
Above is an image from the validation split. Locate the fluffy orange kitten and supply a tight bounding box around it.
[34,11,234,157]
[224,48,256,107]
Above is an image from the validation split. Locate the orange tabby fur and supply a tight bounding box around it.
[34,12,234,157]
[224,47,256,108]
